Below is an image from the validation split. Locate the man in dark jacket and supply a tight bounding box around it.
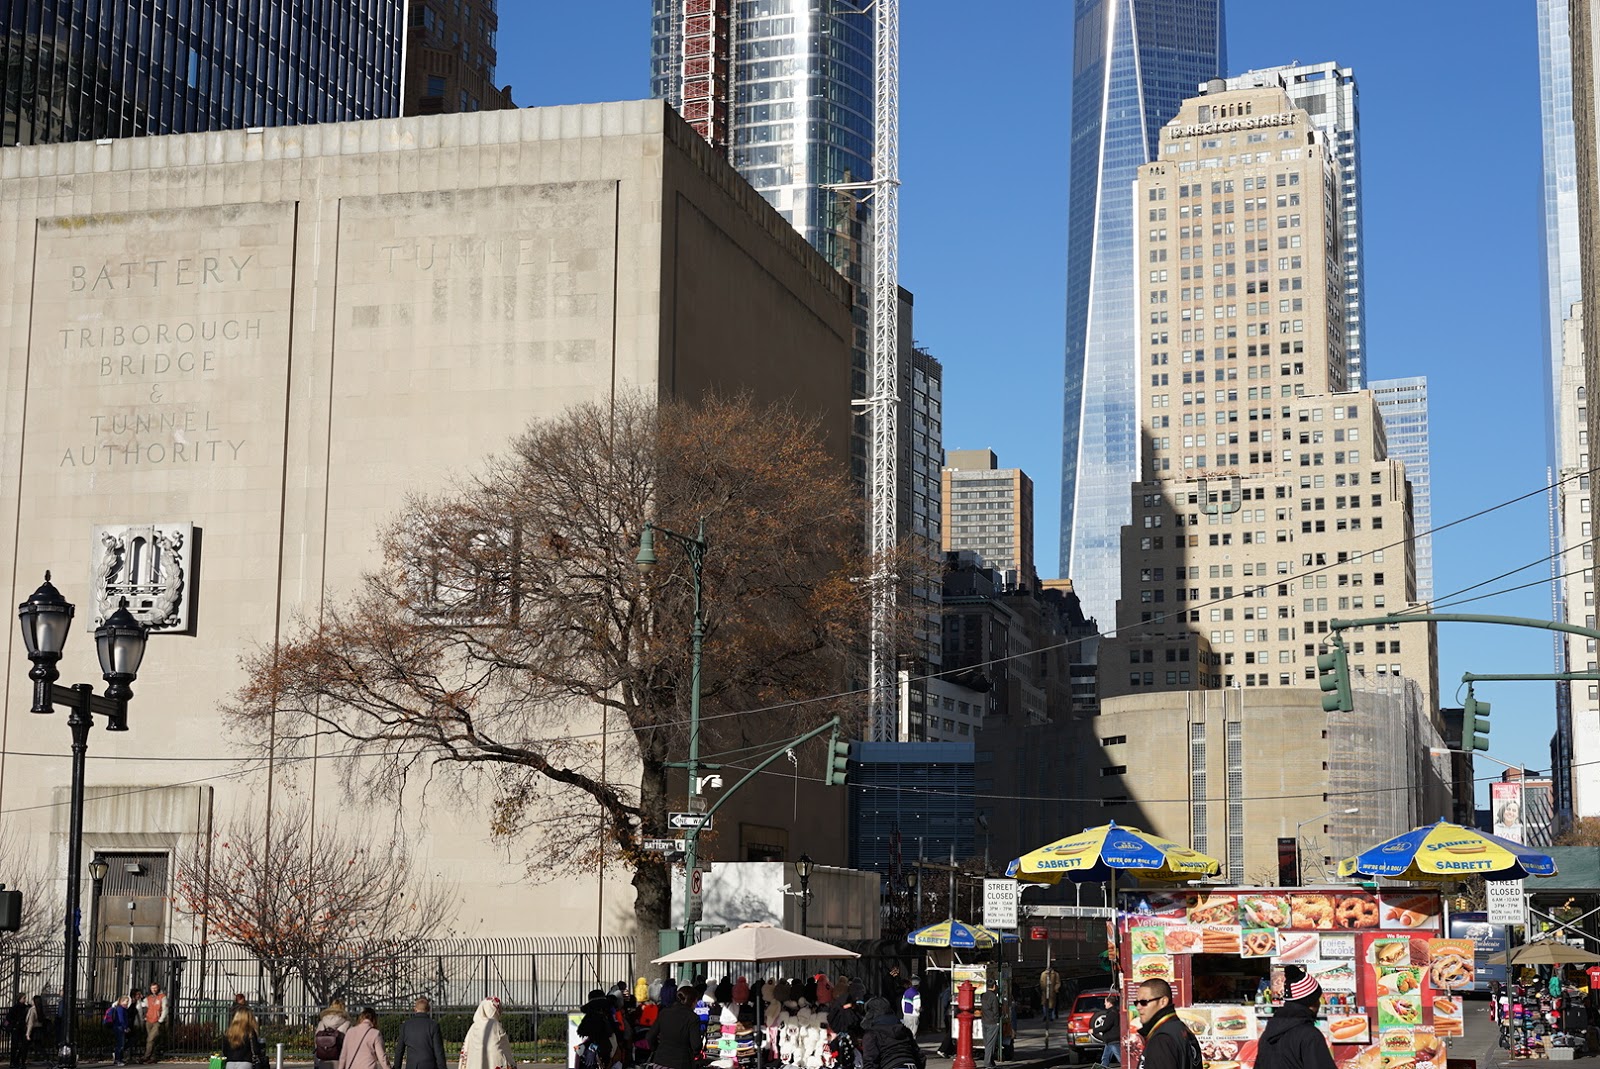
[1133,980,1198,1069]
[394,998,447,1069]
[859,997,924,1069]
[1256,967,1336,1069]
[1091,994,1122,1067]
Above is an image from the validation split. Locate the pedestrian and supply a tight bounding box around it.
[1256,967,1335,1069]
[858,997,923,1069]
[221,1009,264,1069]
[6,996,27,1068]
[139,983,168,1064]
[1091,995,1121,1068]
[232,995,250,1017]
[579,990,621,1069]
[458,999,515,1069]
[338,1007,390,1069]
[1132,980,1200,1069]
[105,995,135,1066]
[646,989,702,1069]
[1039,968,1061,1023]
[393,997,446,1069]
[900,977,921,1035]
[314,1000,352,1069]
[980,987,1001,1069]
[883,965,904,1001]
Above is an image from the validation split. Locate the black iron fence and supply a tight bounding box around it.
[0,936,636,1061]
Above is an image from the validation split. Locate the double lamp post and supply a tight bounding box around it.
[16,573,149,1069]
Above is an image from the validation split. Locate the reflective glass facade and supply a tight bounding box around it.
[1061,0,1224,623]
[3,0,403,148]
[1370,377,1433,603]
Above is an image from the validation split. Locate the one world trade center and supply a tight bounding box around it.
[1061,0,1225,623]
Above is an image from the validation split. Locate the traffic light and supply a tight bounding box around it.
[0,889,21,933]
[1317,639,1353,712]
[1463,688,1491,751]
[824,729,851,787]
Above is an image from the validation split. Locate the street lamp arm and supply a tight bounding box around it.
[1428,747,1532,775]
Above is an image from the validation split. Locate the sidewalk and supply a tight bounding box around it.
[919,1018,1077,1069]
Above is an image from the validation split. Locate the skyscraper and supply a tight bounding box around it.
[1092,83,1448,880]
[1371,378,1433,604]
[1105,81,1435,709]
[403,0,515,116]
[2,1,406,147]
[1060,0,1226,624]
[942,449,1036,587]
[1225,63,1365,389]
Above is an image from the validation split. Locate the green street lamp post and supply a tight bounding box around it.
[16,573,149,1069]
[636,520,707,953]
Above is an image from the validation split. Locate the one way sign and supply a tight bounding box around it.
[668,812,713,831]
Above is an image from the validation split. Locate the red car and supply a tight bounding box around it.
[1065,989,1116,1059]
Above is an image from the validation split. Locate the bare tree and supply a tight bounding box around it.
[0,820,64,955]
[172,807,454,1010]
[226,394,880,936]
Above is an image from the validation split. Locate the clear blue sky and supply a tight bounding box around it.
[499,1,1556,790]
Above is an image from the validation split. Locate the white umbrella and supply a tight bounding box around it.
[651,922,861,964]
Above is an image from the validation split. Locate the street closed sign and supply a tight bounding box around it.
[984,878,1018,929]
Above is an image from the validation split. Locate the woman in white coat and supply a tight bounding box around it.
[459,999,517,1069]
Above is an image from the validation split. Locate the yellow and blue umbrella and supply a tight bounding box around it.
[1336,821,1558,882]
[1005,821,1221,886]
[907,919,1000,949]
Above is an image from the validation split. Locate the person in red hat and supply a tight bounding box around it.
[1256,966,1335,1069]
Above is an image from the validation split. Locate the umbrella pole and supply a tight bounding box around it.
[756,964,765,1069]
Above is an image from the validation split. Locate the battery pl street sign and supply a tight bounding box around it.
[643,838,686,854]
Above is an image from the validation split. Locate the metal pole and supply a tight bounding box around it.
[681,523,707,956]
[59,685,94,1069]
[86,871,104,1007]
[800,875,811,936]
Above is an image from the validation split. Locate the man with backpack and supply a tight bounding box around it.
[1090,994,1121,1067]
[1132,980,1200,1069]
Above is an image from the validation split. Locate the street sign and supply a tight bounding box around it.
[669,812,713,831]
[643,838,686,854]
[1486,879,1525,927]
[983,878,1018,929]
[688,867,704,923]
[1030,926,1049,941]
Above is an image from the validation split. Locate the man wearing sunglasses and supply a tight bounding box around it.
[1133,980,1201,1069]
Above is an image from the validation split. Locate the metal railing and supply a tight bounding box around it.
[0,936,637,1060]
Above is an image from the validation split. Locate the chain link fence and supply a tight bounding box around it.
[0,936,636,1062]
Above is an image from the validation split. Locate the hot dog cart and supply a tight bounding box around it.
[1113,887,1467,1069]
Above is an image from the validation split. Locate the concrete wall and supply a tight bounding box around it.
[0,100,852,943]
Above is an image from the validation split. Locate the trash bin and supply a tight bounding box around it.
[210,1054,225,1069]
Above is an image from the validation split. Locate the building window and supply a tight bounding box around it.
[1102,765,1127,777]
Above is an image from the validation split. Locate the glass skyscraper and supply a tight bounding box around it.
[3,0,404,148]
[1060,0,1225,624]
[1371,377,1433,604]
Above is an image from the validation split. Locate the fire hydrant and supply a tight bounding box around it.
[953,980,977,1069]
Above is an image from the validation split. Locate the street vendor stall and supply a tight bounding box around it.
[1114,885,1471,1069]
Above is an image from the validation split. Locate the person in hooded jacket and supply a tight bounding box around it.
[458,1000,515,1069]
[858,997,923,1069]
[1255,968,1335,1069]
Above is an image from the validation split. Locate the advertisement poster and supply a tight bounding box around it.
[1492,780,1525,844]
[1426,940,1475,991]
[1378,893,1442,932]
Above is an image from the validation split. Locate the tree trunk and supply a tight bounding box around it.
[633,761,672,962]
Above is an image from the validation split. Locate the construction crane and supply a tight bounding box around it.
[670,0,901,742]
[865,0,901,743]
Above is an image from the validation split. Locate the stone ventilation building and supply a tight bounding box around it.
[0,100,856,945]
[1095,82,1447,879]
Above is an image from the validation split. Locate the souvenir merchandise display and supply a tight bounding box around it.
[1114,887,1460,1069]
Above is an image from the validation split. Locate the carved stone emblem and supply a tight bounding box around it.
[90,524,195,633]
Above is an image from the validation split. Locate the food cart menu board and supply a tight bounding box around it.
[1116,889,1465,1069]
